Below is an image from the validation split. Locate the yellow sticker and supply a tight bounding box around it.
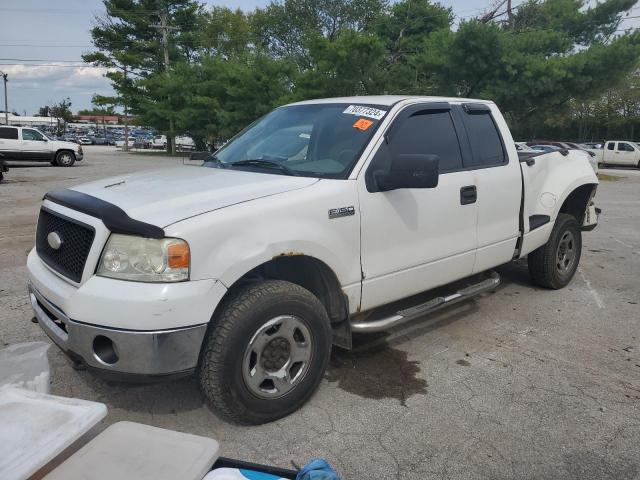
[353,118,374,131]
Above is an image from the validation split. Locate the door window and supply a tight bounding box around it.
[0,127,19,140]
[618,142,635,152]
[379,111,464,173]
[462,110,506,167]
[22,129,45,141]
[607,142,615,151]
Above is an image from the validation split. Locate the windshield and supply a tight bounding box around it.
[205,103,389,178]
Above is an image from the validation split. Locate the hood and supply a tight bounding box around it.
[51,139,81,150]
[69,166,319,227]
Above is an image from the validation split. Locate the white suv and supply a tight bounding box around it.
[0,126,83,166]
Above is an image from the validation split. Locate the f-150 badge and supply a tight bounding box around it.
[328,206,355,219]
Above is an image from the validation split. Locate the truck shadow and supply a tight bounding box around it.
[326,259,536,404]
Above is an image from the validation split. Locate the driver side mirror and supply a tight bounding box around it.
[374,154,439,192]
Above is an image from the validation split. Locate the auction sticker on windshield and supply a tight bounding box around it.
[343,105,387,120]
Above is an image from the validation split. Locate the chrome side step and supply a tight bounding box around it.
[351,271,501,333]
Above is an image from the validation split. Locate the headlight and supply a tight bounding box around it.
[97,234,190,282]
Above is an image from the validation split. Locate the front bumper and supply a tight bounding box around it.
[28,283,207,377]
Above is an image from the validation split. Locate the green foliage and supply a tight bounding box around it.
[86,0,640,145]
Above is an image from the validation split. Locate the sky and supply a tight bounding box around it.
[0,0,638,115]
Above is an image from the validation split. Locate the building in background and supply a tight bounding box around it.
[0,113,63,128]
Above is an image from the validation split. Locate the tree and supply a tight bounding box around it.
[252,0,388,68]
[417,0,640,138]
[37,105,51,117]
[84,0,204,152]
[137,52,293,149]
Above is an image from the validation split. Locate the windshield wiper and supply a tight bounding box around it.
[230,159,298,176]
[203,155,227,168]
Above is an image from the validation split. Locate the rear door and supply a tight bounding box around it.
[21,128,52,161]
[453,103,522,273]
[358,103,478,311]
[0,126,21,159]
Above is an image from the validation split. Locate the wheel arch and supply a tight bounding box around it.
[212,254,351,347]
[557,183,597,226]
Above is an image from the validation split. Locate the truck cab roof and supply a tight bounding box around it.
[288,95,494,107]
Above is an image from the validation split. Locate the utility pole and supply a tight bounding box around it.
[123,66,129,152]
[152,9,178,155]
[0,72,8,126]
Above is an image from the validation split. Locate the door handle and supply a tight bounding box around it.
[460,185,477,205]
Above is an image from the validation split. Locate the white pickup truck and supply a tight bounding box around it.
[27,96,599,424]
[588,140,640,168]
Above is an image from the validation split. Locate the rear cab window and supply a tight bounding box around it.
[607,142,615,151]
[0,127,19,140]
[618,142,635,152]
[458,104,507,168]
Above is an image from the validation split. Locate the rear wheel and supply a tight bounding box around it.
[528,213,582,289]
[54,150,75,167]
[199,280,332,425]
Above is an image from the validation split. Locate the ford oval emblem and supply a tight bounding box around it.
[47,232,63,250]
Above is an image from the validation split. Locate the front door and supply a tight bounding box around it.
[21,128,51,161]
[358,104,478,311]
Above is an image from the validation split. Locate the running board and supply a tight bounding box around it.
[351,271,501,333]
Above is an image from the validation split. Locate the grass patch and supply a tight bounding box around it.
[597,173,626,182]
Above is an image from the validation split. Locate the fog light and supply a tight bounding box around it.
[93,335,119,365]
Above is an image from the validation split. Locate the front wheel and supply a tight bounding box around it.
[198,280,332,425]
[528,213,582,289]
[54,150,75,167]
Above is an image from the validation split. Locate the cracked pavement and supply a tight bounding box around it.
[1,147,639,479]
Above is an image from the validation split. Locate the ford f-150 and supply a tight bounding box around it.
[27,96,599,424]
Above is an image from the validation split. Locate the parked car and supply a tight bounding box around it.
[0,126,83,166]
[581,142,603,150]
[151,134,196,150]
[78,137,93,145]
[515,142,538,152]
[587,140,640,168]
[529,144,560,153]
[114,138,135,149]
[92,136,108,145]
[27,96,599,424]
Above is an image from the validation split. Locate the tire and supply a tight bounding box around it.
[54,150,75,167]
[528,213,582,289]
[199,280,332,425]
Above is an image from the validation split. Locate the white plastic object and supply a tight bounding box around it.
[0,341,51,393]
[0,387,107,480]
[45,421,220,480]
[203,468,286,480]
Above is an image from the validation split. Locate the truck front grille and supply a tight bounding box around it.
[36,208,95,283]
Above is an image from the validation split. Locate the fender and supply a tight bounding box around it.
[520,150,598,256]
[164,179,363,313]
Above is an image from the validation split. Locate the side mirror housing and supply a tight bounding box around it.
[375,154,439,192]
